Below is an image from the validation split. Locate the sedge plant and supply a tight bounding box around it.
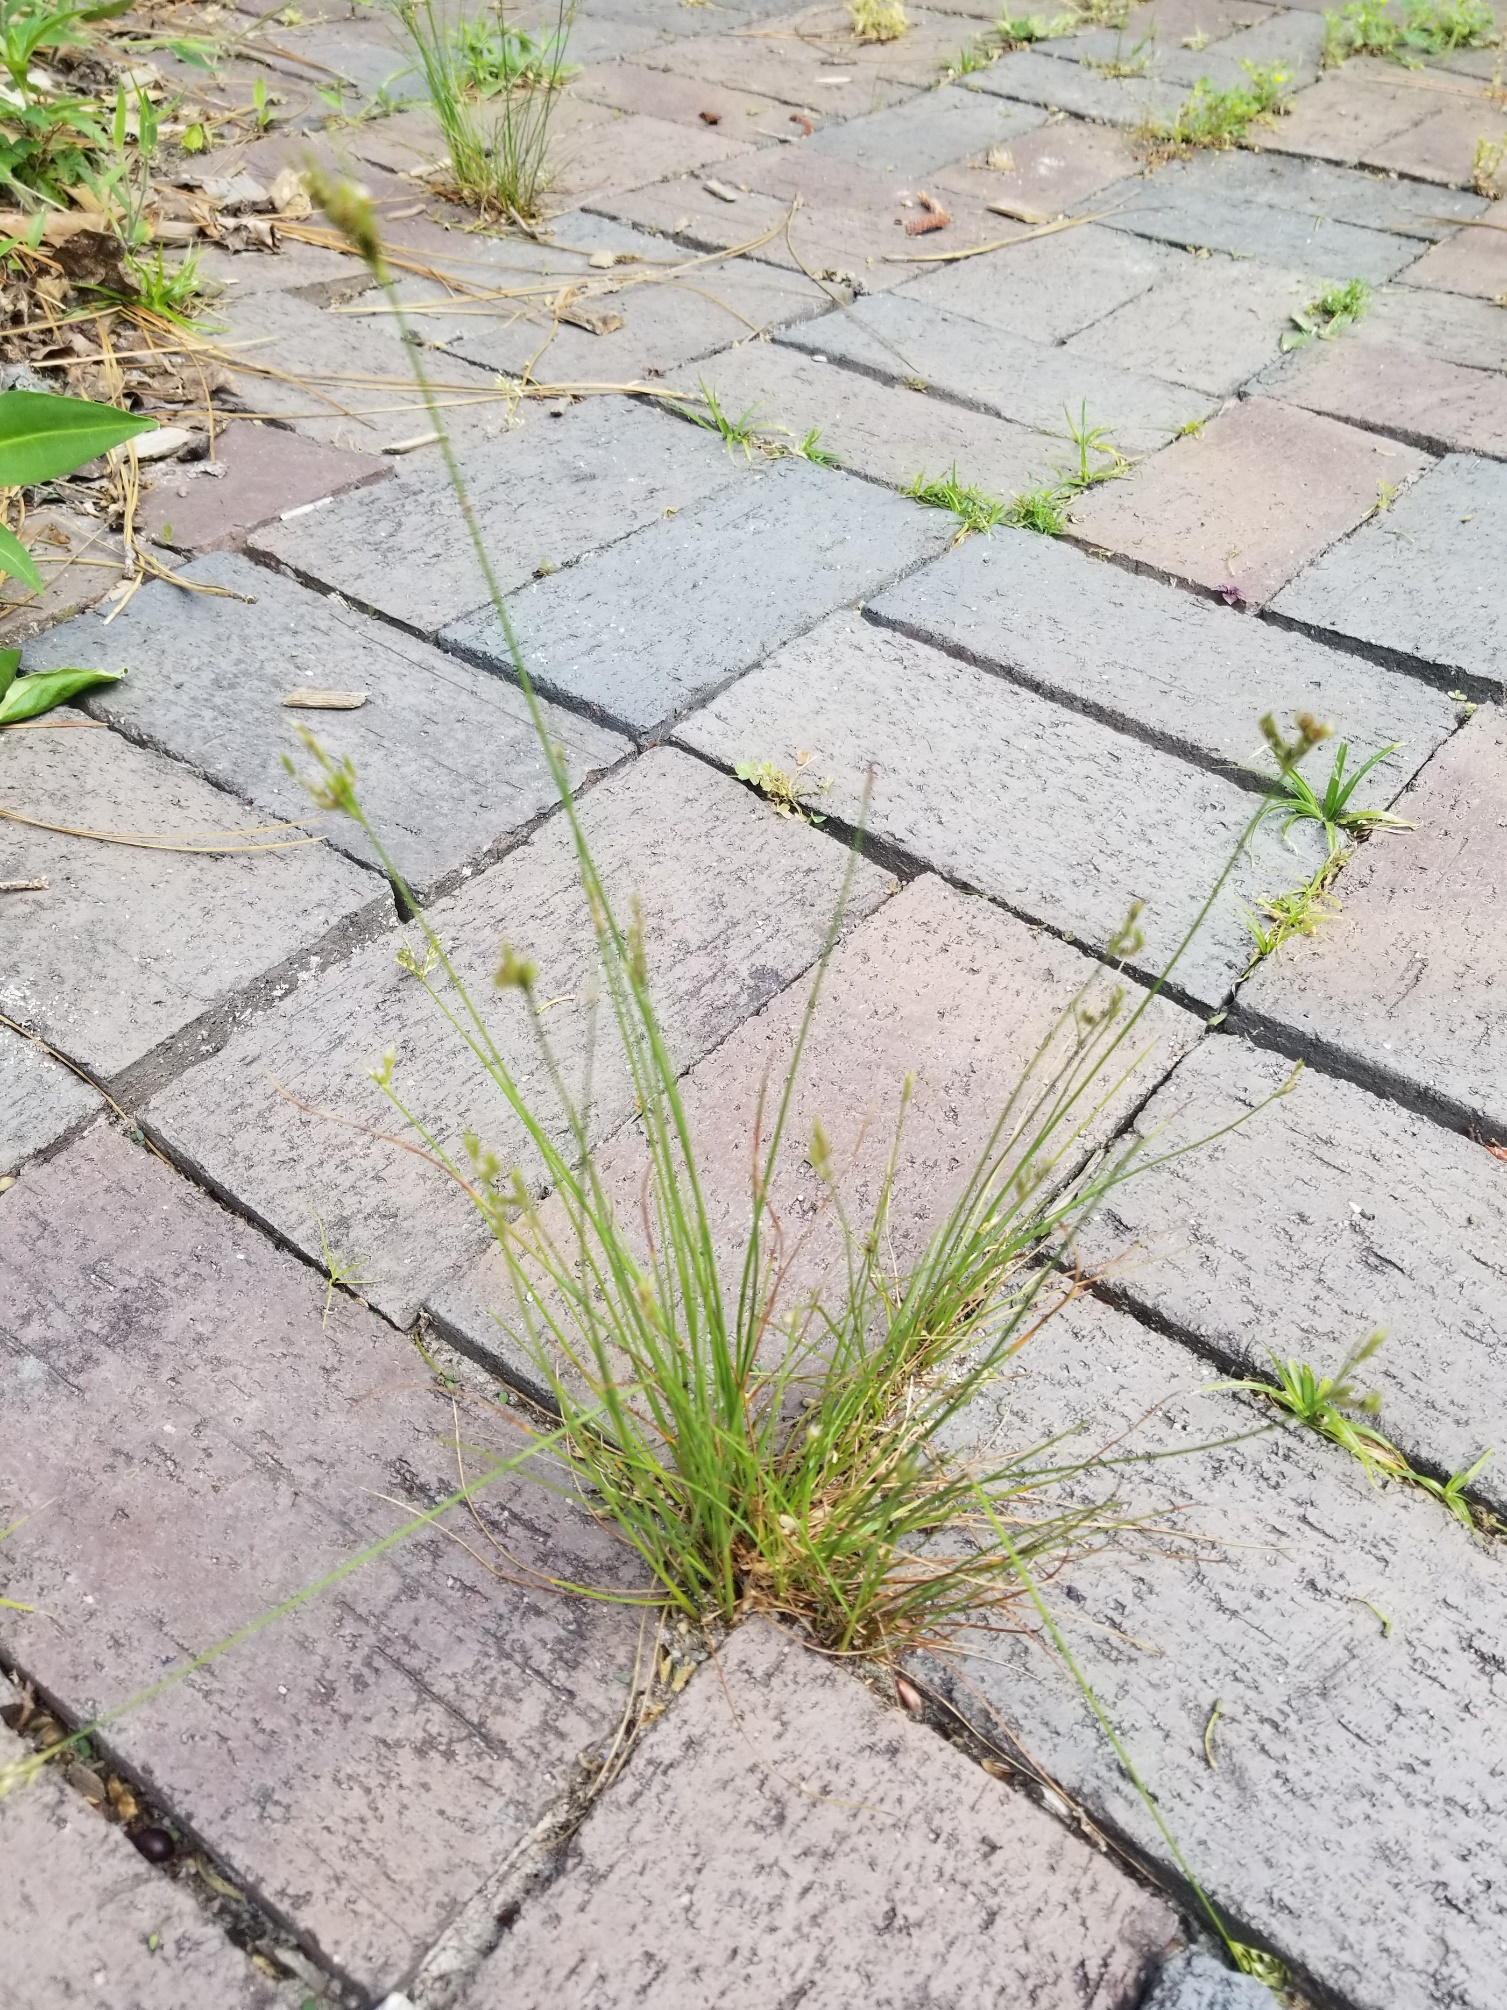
[1261,736,1414,857]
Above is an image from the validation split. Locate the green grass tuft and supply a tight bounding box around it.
[1322,0,1494,63]
[906,464,1009,536]
[1143,61,1292,151]
[1281,276,1371,349]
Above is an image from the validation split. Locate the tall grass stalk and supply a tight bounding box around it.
[298,173,1328,1664]
[395,0,572,221]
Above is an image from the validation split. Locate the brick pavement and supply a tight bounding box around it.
[3,3,1506,2005]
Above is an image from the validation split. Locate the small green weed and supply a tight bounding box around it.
[685,379,766,455]
[311,1211,370,1328]
[1281,276,1371,349]
[906,464,1008,537]
[1262,736,1414,856]
[1055,400,1130,492]
[1322,0,1494,63]
[995,10,1076,44]
[1005,483,1072,534]
[1143,61,1292,152]
[450,8,577,91]
[849,0,908,39]
[1473,131,1507,198]
[793,425,839,467]
[1243,855,1344,959]
[733,754,833,822]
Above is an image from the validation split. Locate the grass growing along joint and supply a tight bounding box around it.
[733,754,833,824]
[1262,736,1413,857]
[1243,855,1344,960]
[999,404,1130,536]
[1281,277,1370,351]
[906,463,1009,538]
[1322,0,1494,64]
[1005,483,1072,534]
[1142,62,1293,154]
[849,0,908,40]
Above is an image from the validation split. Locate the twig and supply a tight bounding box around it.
[884,209,1109,265]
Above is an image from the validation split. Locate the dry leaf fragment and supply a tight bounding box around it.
[281,689,368,709]
[268,166,313,219]
[905,191,951,236]
[702,178,741,202]
[558,300,626,336]
[980,1756,1011,1780]
[1487,1140,1507,1163]
[699,108,721,123]
[107,1776,140,1822]
[670,1659,694,1693]
[895,1675,926,1714]
[988,200,1053,224]
[790,110,815,134]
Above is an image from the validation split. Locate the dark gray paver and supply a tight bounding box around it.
[0,1719,283,2010]
[1088,179,1426,281]
[464,1620,1176,2010]
[935,1289,1507,2010]
[0,1124,642,1995]
[1156,5,1327,86]
[1079,1033,1507,1514]
[1402,196,1507,297]
[805,82,1046,176]
[963,47,1187,126]
[0,725,377,1094]
[898,221,1188,345]
[1262,337,1507,459]
[1070,396,1433,606]
[1237,702,1507,1139]
[1061,256,1312,396]
[868,527,1456,787]
[1122,146,1489,241]
[674,610,1329,1006]
[0,1025,100,1176]
[252,395,745,638]
[1141,1949,1274,2010]
[665,341,1058,495]
[136,420,389,555]
[778,295,1214,455]
[1270,452,1507,686]
[143,749,890,1327]
[22,555,628,899]
[431,873,1203,1399]
[440,457,952,737]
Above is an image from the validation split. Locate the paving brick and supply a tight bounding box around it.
[1062,256,1312,395]
[441,457,953,737]
[1156,4,1327,86]
[935,1288,1507,2010]
[779,294,1214,454]
[1367,95,1507,185]
[571,56,811,133]
[1078,1032,1507,1512]
[0,1720,282,2010]
[1089,174,1427,280]
[1237,702,1507,1138]
[1141,1949,1274,2010]
[640,25,916,119]
[768,3,992,85]
[1069,397,1434,606]
[432,873,1202,1392]
[1270,451,1507,683]
[0,508,127,645]
[136,421,389,555]
[23,555,628,899]
[0,1025,100,1176]
[1402,197,1507,296]
[0,725,377,1093]
[963,48,1188,126]
[463,1620,1176,2010]
[1260,64,1436,164]
[1122,145,1488,240]
[1263,336,1507,457]
[666,341,1058,493]
[547,106,755,202]
[898,220,1188,344]
[1355,280,1507,372]
[932,117,1143,218]
[246,11,425,104]
[730,139,1007,249]
[0,1125,643,1994]
[1033,0,1276,68]
[196,235,373,304]
[868,526,1455,785]
[142,750,890,1326]
[251,395,745,637]
[805,82,1046,176]
[674,610,1329,1006]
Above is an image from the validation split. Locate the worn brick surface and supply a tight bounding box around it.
[0,1025,100,1176]
[1353,281,1507,372]
[1261,64,1435,164]
[936,1289,1507,2010]
[1034,0,1276,67]
[465,1620,1176,2010]
[1156,5,1326,87]
[432,873,1201,1393]
[666,341,1057,493]
[1401,197,1507,295]
[1086,1033,1507,1506]
[1062,257,1311,395]
[195,237,372,305]
[252,396,744,637]
[731,140,1005,248]
[0,1126,643,1995]
[899,221,1187,344]
[0,1720,283,2010]
[675,610,1328,1005]
[805,83,1045,176]
[1090,176,1426,279]
[143,751,890,1326]
[1264,337,1507,458]
[1125,146,1488,240]
[1070,397,1434,606]
[0,726,376,1092]
[640,24,916,119]
[547,106,754,202]
[1141,1949,1273,2010]
[136,422,388,555]
[1367,96,1505,185]
[1237,703,1507,1138]
[442,456,952,736]
[0,508,127,645]
[931,118,1142,217]
[23,555,627,898]
[1271,451,1507,682]
[964,48,1187,126]
[779,294,1213,454]
[572,58,812,133]
[869,527,1455,785]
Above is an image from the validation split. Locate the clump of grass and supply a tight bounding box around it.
[1281,276,1370,350]
[1142,61,1292,152]
[1005,483,1072,533]
[1261,736,1414,856]
[793,425,840,468]
[849,0,908,39]
[1055,400,1130,493]
[683,379,766,456]
[1243,856,1344,959]
[995,10,1077,43]
[450,8,577,91]
[733,754,833,823]
[1473,130,1507,198]
[1322,0,1494,64]
[396,0,572,220]
[906,463,1008,537]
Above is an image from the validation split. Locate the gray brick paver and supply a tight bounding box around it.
[0,1023,101,1176]
[897,220,1188,346]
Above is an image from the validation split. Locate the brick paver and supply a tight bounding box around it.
[0,1024,100,1176]
[1264,335,1507,458]
[135,420,388,556]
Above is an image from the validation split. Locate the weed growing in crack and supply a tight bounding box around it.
[1141,62,1292,153]
[683,378,767,456]
[849,0,908,40]
[1261,736,1414,856]
[1473,131,1507,198]
[1281,276,1371,350]
[1322,0,1494,63]
[906,464,1009,537]
[1005,483,1073,534]
[733,754,833,823]
[1243,855,1345,960]
[1055,400,1130,493]
[793,425,840,468]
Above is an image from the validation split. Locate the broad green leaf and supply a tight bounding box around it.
[0,664,125,726]
[0,649,19,700]
[0,390,157,488]
[0,520,41,591]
